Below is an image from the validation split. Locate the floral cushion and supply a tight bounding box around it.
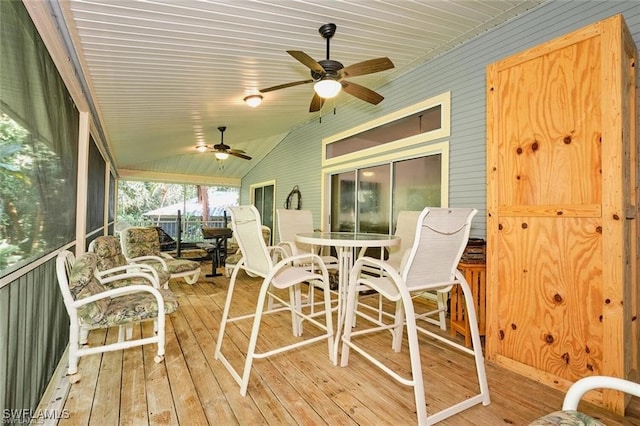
[68,253,110,324]
[94,288,178,328]
[121,227,163,258]
[122,227,199,278]
[93,235,128,271]
[69,252,179,328]
[225,251,243,267]
[530,410,605,425]
[92,235,171,285]
[165,258,200,274]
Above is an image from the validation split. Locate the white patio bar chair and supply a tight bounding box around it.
[276,208,339,269]
[356,210,450,332]
[276,208,339,328]
[390,210,450,331]
[340,207,490,425]
[215,205,335,396]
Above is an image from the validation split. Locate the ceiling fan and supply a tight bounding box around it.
[259,23,394,112]
[195,126,252,160]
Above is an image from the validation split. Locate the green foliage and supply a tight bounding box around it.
[117,181,194,222]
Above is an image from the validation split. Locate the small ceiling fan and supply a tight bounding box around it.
[259,23,395,112]
[195,126,252,160]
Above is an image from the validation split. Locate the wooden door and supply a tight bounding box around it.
[486,14,638,413]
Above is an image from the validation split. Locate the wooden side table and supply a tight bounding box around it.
[450,262,486,347]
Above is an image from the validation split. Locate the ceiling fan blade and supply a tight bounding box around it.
[309,93,325,112]
[229,150,252,160]
[340,57,394,78]
[287,50,324,73]
[259,79,313,93]
[341,81,384,105]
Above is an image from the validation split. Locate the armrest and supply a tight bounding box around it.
[94,264,161,288]
[127,255,169,271]
[562,376,640,411]
[269,245,289,263]
[277,241,297,257]
[268,252,330,288]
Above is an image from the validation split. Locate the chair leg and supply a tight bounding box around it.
[79,326,89,345]
[154,311,166,363]
[391,300,405,352]
[340,270,362,366]
[436,291,448,331]
[215,268,240,361]
[458,279,491,406]
[68,322,81,382]
[183,270,200,285]
[239,281,272,396]
[289,285,303,337]
[402,298,429,425]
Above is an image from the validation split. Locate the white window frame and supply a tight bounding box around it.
[322,91,451,167]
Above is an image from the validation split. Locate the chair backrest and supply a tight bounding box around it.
[387,210,422,270]
[120,227,162,258]
[89,235,128,271]
[56,251,110,323]
[403,207,477,289]
[228,205,272,276]
[276,209,314,253]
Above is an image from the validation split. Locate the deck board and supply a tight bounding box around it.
[54,261,640,425]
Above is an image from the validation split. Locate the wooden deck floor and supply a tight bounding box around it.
[50,261,640,425]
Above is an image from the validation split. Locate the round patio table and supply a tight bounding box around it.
[295,231,400,362]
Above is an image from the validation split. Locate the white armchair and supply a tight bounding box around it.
[56,250,178,384]
[530,376,640,425]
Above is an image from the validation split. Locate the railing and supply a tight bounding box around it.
[129,216,228,243]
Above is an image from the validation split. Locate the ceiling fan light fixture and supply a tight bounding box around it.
[214,151,229,160]
[314,79,341,99]
[243,94,263,107]
[195,145,208,153]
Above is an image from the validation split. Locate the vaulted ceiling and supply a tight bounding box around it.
[53,0,544,184]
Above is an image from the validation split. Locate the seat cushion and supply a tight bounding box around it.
[166,258,200,274]
[529,410,605,425]
[91,288,179,328]
[225,252,242,266]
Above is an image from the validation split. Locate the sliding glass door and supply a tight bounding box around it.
[330,153,442,234]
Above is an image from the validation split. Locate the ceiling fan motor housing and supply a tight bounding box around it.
[317,59,343,80]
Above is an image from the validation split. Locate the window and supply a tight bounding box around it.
[250,180,275,241]
[329,151,445,234]
[323,93,450,234]
[326,104,442,159]
[323,92,450,167]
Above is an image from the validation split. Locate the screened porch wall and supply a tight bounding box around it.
[241,0,640,241]
[0,257,69,418]
[0,0,111,420]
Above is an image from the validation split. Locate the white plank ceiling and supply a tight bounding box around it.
[56,0,544,183]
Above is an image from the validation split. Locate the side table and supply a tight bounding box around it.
[450,261,486,347]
